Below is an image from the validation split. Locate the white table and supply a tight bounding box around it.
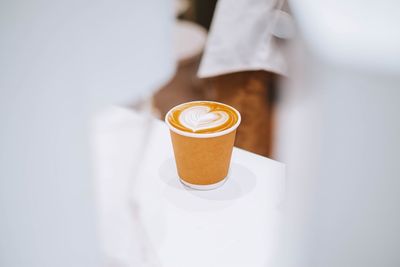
[93,107,285,267]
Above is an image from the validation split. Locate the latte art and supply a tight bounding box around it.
[179,106,229,132]
[167,101,239,134]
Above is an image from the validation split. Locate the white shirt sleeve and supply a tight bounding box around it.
[198,0,288,78]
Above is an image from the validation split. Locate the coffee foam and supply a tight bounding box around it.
[166,101,239,135]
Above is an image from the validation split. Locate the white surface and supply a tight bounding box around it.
[93,107,285,267]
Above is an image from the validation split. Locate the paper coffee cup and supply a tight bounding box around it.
[165,101,241,190]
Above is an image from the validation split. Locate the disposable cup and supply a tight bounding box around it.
[165,101,241,190]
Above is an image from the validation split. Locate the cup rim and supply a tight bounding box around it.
[164,100,241,138]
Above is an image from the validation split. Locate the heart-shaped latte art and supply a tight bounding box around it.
[179,105,229,132]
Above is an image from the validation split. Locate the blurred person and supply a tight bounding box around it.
[198,0,290,157]
[0,0,174,266]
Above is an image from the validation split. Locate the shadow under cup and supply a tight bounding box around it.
[166,102,241,190]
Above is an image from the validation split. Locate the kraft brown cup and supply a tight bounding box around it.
[165,101,241,190]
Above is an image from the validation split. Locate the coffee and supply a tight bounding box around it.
[165,101,241,190]
[167,101,239,135]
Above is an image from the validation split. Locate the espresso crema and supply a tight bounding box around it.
[167,101,239,134]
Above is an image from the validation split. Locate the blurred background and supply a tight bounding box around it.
[1,0,400,266]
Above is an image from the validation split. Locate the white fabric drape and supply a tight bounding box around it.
[198,0,288,78]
